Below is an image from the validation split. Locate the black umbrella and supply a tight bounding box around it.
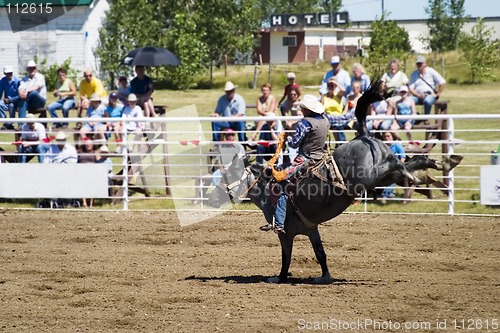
[122,46,181,67]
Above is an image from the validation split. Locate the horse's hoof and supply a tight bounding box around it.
[313,275,333,284]
[267,276,281,284]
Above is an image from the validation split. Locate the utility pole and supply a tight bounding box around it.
[381,0,385,19]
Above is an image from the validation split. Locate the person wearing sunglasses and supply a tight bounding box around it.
[77,69,108,123]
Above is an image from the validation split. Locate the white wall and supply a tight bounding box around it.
[270,32,289,64]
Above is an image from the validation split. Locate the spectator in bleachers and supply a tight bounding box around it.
[210,81,246,142]
[17,113,47,163]
[77,69,108,121]
[0,65,21,130]
[18,60,47,129]
[256,83,277,116]
[80,93,107,141]
[282,86,301,117]
[78,138,97,208]
[320,77,345,117]
[130,66,156,119]
[44,131,78,164]
[409,55,446,115]
[348,63,371,94]
[47,67,77,128]
[389,85,417,140]
[251,112,282,165]
[104,92,124,143]
[95,145,114,185]
[381,58,409,99]
[114,93,143,153]
[278,72,300,114]
[116,76,131,106]
[319,56,350,96]
[367,84,392,131]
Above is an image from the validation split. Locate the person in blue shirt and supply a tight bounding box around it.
[210,81,246,142]
[130,66,156,118]
[380,131,406,204]
[0,65,21,130]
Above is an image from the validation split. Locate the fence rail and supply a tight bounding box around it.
[0,113,499,216]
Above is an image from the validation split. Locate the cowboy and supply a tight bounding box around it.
[261,94,329,233]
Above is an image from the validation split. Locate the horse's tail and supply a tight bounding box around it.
[355,78,384,137]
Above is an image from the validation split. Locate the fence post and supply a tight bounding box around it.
[447,116,455,215]
[253,62,258,89]
[121,119,129,210]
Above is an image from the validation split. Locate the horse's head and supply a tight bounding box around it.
[206,143,257,208]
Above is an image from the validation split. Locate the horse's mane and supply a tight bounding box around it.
[354,78,384,137]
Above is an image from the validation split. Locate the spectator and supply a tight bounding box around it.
[368,98,392,132]
[80,93,107,141]
[210,81,246,142]
[251,112,282,165]
[380,131,406,204]
[278,72,300,113]
[0,65,21,130]
[409,55,446,115]
[211,129,246,186]
[389,85,417,140]
[282,86,301,117]
[95,145,114,186]
[256,83,277,116]
[115,93,144,152]
[348,63,371,94]
[78,138,97,208]
[381,58,409,99]
[18,60,47,129]
[319,56,350,96]
[104,92,124,143]
[47,67,77,128]
[332,80,362,144]
[320,77,345,117]
[44,131,78,164]
[17,114,48,163]
[77,69,108,120]
[116,76,131,106]
[130,66,156,118]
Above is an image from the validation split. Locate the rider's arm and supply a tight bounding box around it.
[286,120,311,149]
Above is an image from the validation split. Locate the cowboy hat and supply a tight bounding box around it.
[55,131,67,141]
[224,81,237,91]
[295,95,325,114]
[90,93,101,102]
[127,93,138,102]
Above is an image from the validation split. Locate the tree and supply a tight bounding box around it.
[366,14,412,78]
[97,0,263,89]
[426,0,465,52]
[458,18,500,83]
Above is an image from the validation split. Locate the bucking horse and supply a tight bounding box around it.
[207,79,457,284]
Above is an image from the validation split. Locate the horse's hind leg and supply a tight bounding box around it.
[309,227,332,284]
[268,233,294,283]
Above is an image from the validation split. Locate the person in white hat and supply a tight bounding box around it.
[16,113,47,163]
[260,94,329,234]
[114,93,144,151]
[278,72,301,114]
[44,131,78,164]
[408,55,446,115]
[17,60,47,129]
[0,65,21,130]
[77,68,108,121]
[319,55,350,96]
[210,81,246,142]
[80,93,107,141]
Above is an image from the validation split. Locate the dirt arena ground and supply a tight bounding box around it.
[0,209,498,333]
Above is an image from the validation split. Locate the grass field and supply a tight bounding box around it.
[1,58,499,214]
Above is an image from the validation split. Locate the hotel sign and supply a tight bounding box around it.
[270,12,349,27]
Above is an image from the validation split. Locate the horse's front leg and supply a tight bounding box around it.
[309,227,332,284]
[268,233,294,283]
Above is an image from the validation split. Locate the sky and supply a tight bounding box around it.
[341,0,500,21]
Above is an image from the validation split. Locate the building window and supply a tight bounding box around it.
[283,36,297,47]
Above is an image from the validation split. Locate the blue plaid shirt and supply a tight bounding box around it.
[326,110,356,127]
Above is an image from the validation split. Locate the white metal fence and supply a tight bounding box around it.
[1,113,499,216]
